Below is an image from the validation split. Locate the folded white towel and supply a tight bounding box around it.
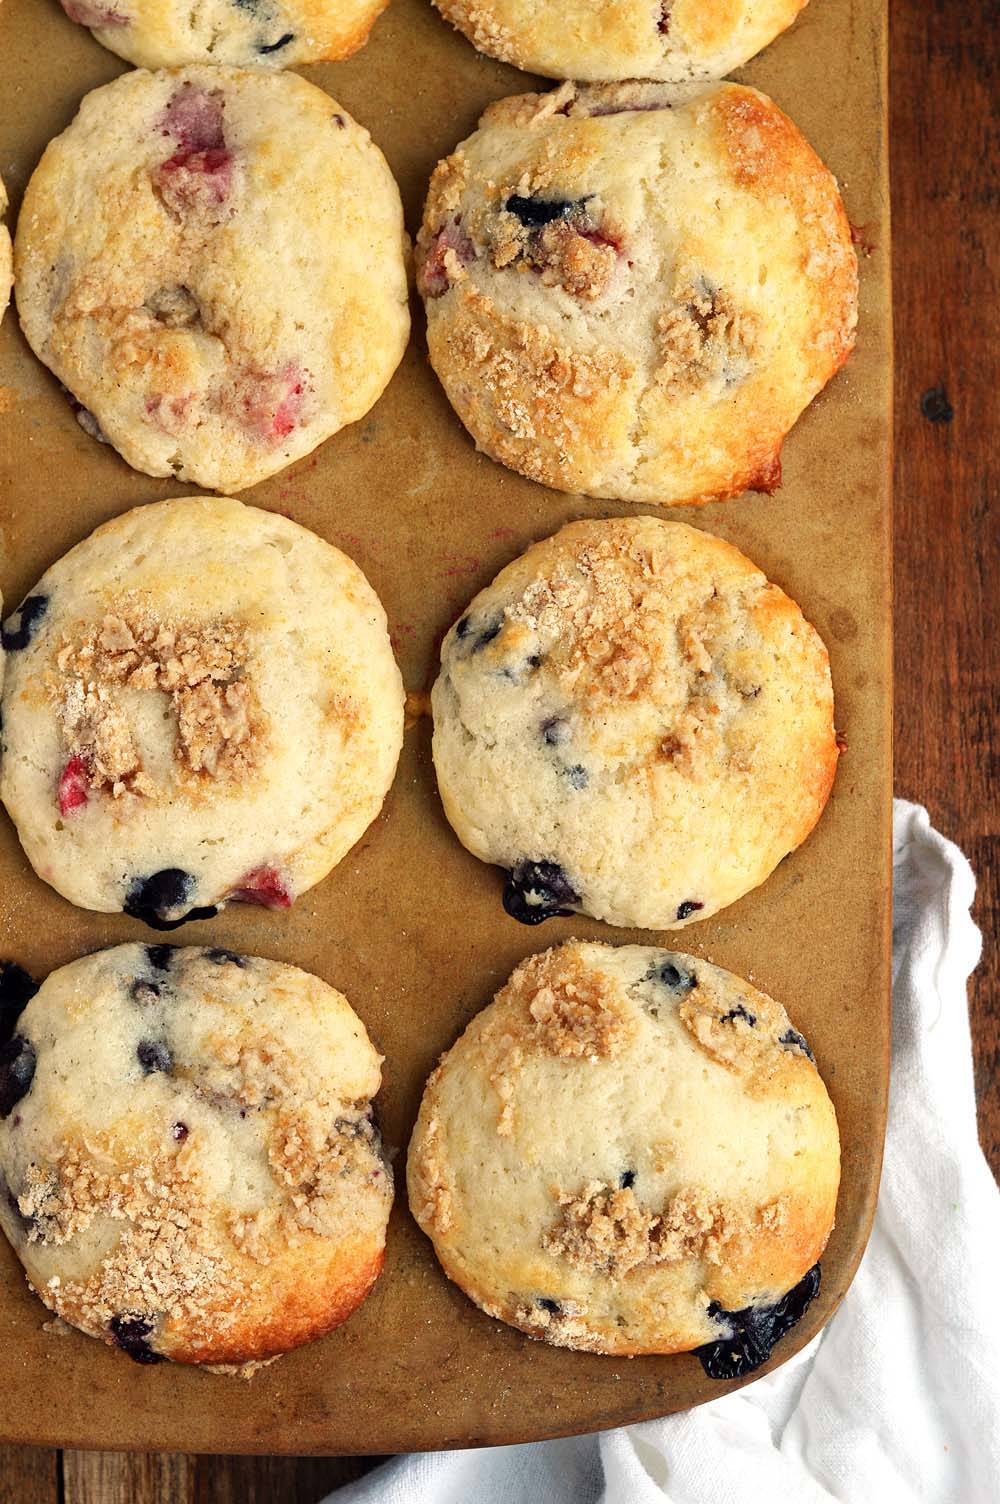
[328,801,998,1504]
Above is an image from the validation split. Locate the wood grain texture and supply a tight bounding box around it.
[0,1446,58,1504]
[890,0,1000,1176]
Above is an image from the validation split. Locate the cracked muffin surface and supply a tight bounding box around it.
[0,945,391,1367]
[432,515,838,932]
[434,0,808,83]
[416,80,857,507]
[408,939,839,1367]
[58,0,390,70]
[0,496,404,927]
[14,66,409,492]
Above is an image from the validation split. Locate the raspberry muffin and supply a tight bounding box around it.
[434,0,808,83]
[0,174,11,325]
[15,67,409,492]
[409,940,839,1372]
[0,946,391,1367]
[59,0,388,69]
[0,497,404,928]
[432,516,838,931]
[417,81,857,507]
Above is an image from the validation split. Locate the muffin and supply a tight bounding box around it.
[433,0,809,83]
[0,945,391,1367]
[409,939,839,1372]
[432,516,838,931]
[417,80,857,506]
[14,66,409,491]
[0,497,404,928]
[58,0,389,69]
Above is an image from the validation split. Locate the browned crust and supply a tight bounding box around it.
[162,1242,386,1365]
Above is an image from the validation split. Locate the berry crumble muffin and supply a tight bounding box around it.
[416,80,857,507]
[0,497,404,928]
[432,516,838,931]
[408,939,839,1371]
[0,945,391,1367]
[14,66,409,492]
[58,0,390,70]
[433,0,809,83]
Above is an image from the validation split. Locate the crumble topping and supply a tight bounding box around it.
[543,1182,781,1276]
[507,946,633,1060]
[52,604,264,799]
[656,278,761,394]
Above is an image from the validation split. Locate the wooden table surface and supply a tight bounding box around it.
[1,0,996,1497]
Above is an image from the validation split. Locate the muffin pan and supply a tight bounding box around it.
[0,0,890,1453]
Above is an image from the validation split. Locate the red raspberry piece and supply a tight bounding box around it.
[159,85,226,154]
[230,867,292,909]
[241,364,308,442]
[419,221,474,298]
[61,0,127,24]
[58,756,91,817]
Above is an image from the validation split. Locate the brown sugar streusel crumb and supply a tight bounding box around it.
[543,1182,787,1277]
[507,947,634,1060]
[52,604,264,799]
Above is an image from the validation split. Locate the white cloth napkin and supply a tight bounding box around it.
[328,801,999,1504]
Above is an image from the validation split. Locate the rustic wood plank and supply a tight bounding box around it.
[62,1451,194,1504]
[0,1446,58,1504]
[190,1455,384,1501]
[889,0,1000,1176]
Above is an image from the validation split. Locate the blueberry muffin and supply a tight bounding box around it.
[58,0,388,69]
[0,497,404,928]
[0,174,11,325]
[434,0,808,83]
[432,516,838,931]
[417,81,857,507]
[14,67,409,492]
[0,945,391,1367]
[408,940,839,1370]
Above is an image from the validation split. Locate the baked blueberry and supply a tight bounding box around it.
[145,945,176,972]
[0,1037,36,1119]
[124,870,218,930]
[676,901,704,922]
[109,1313,165,1365]
[504,195,587,227]
[721,1004,757,1027]
[258,32,294,53]
[1,595,49,652]
[0,963,40,1042]
[503,860,579,925]
[137,1040,172,1075]
[205,947,246,967]
[650,960,697,993]
[780,1026,816,1062]
[696,1264,822,1380]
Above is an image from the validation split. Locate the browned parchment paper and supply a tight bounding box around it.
[0,0,891,1453]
